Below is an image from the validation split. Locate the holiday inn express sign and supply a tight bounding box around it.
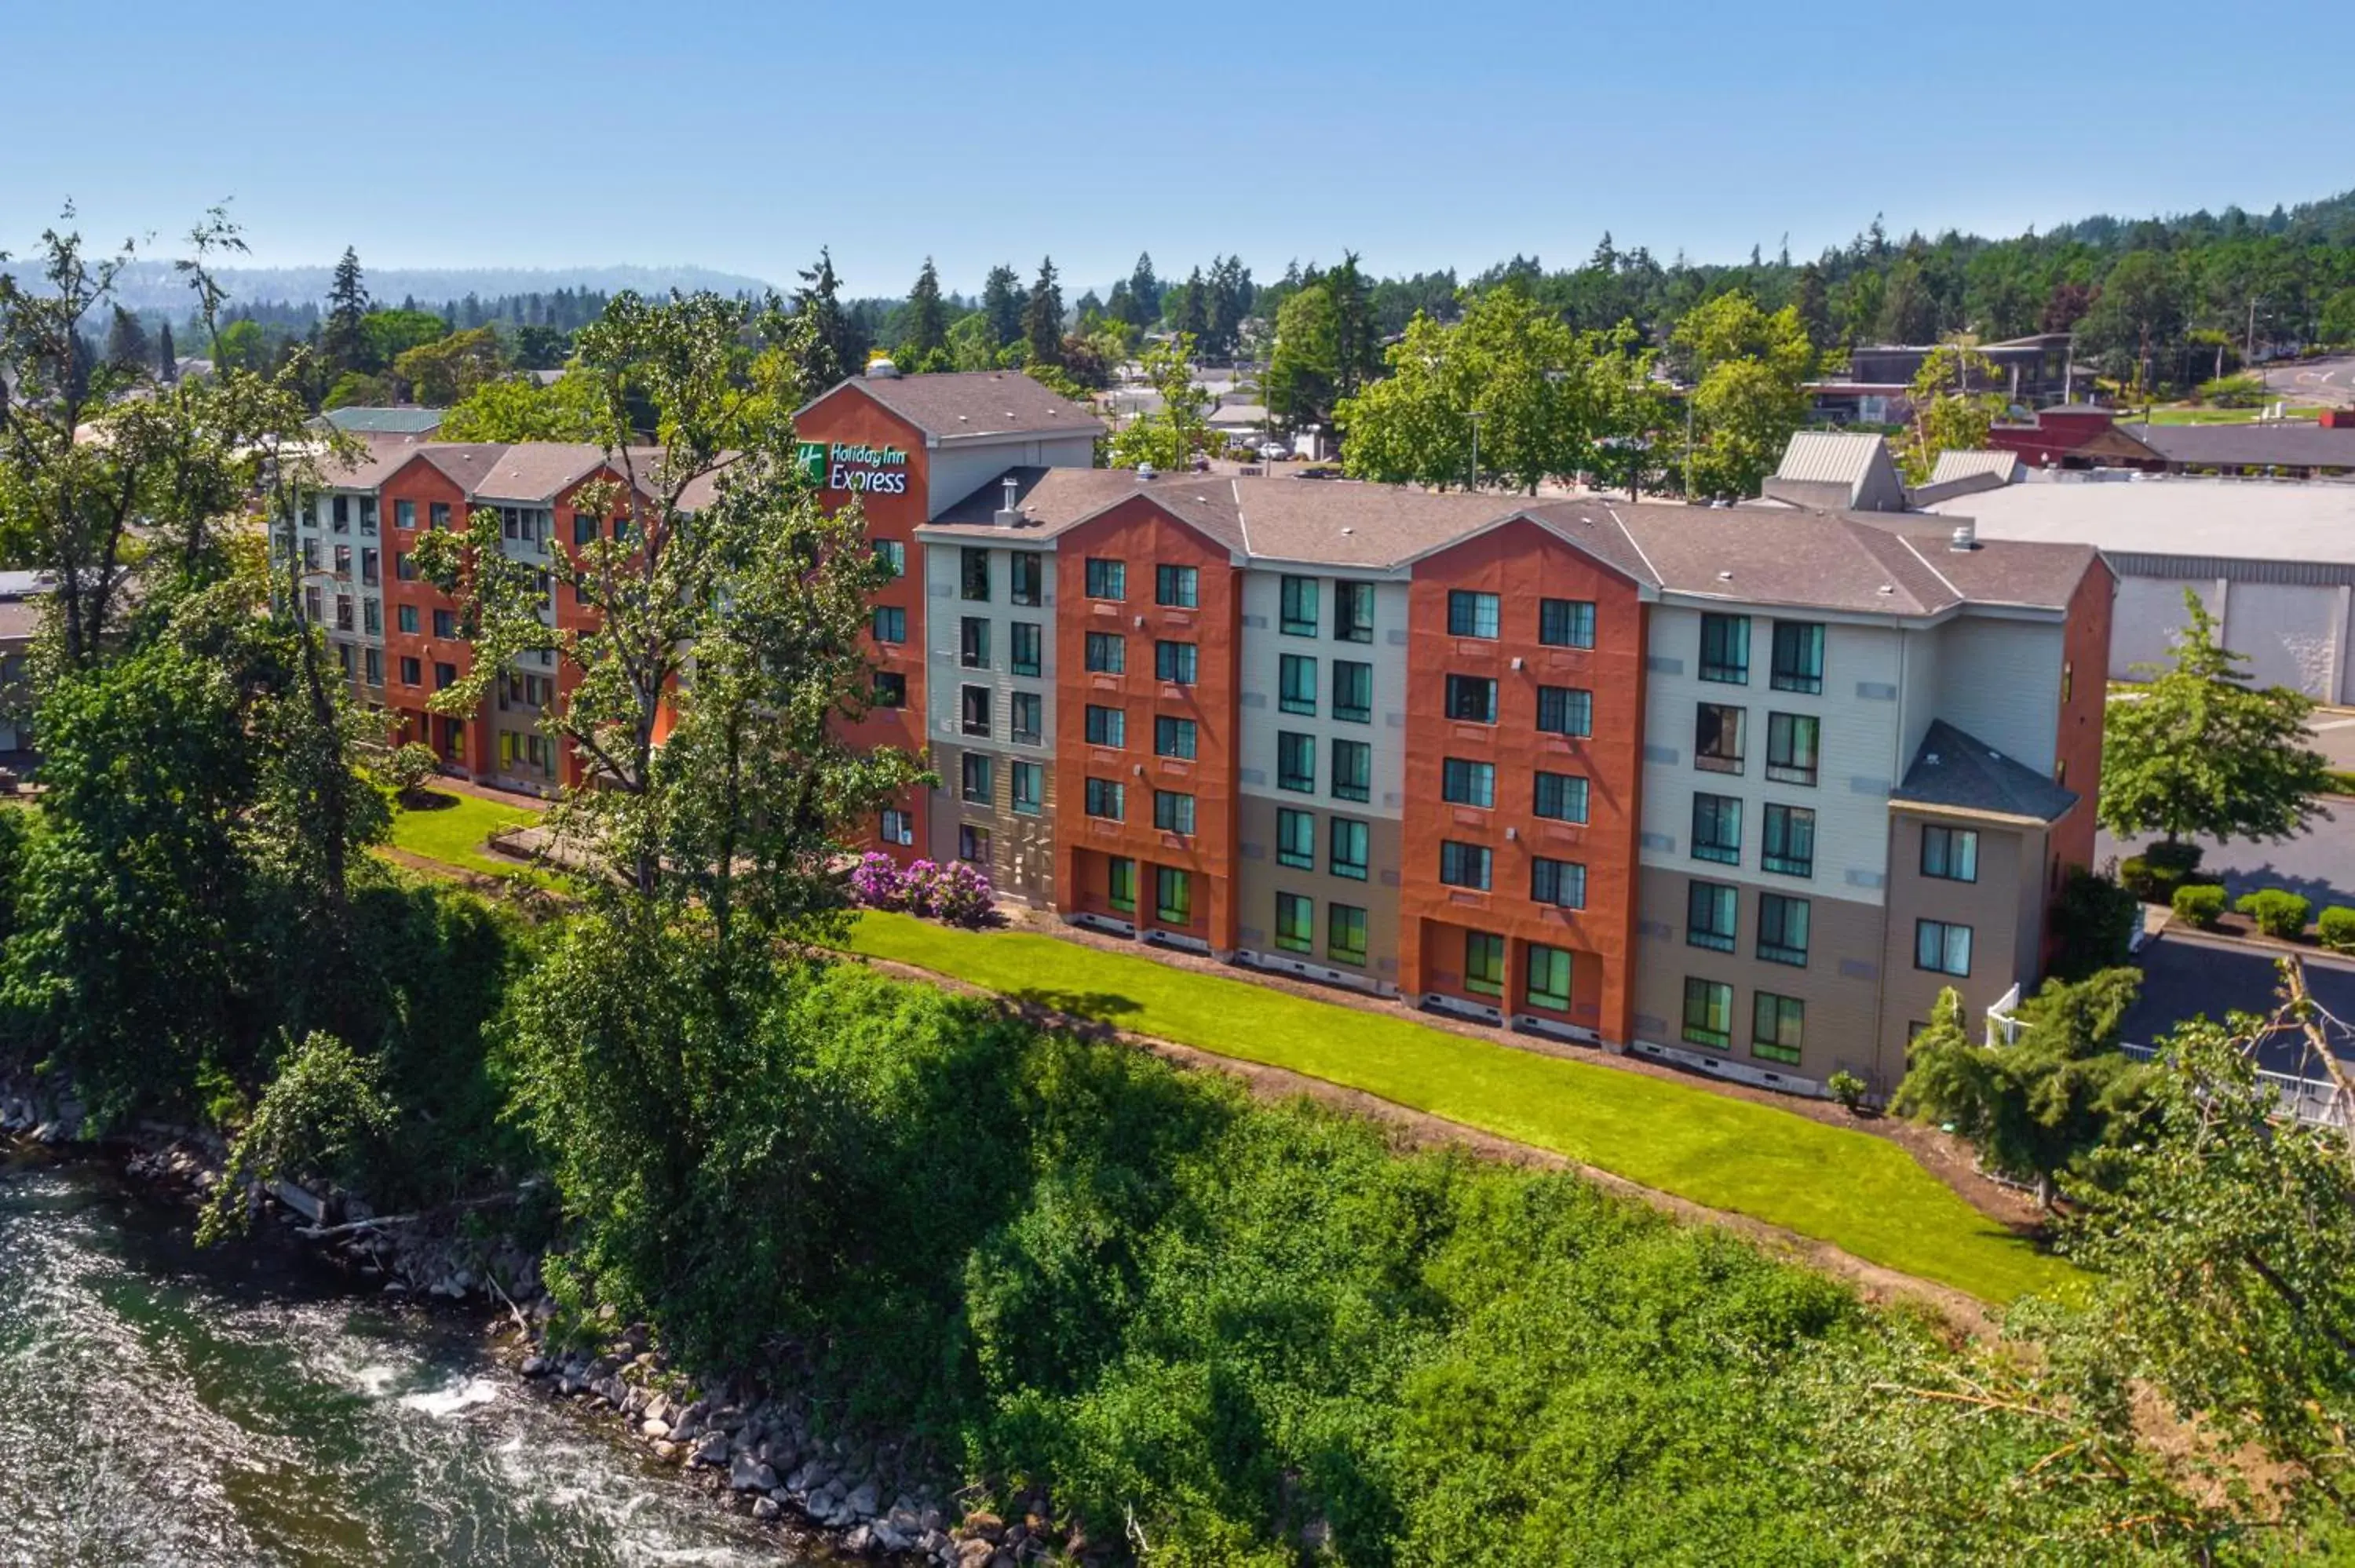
[798,440,911,494]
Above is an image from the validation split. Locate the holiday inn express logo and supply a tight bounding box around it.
[795,441,827,484]
[801,440,911,495]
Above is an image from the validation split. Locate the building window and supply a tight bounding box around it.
[1527,945,1573,1011]
[1275,892,1314,954]
[429,501,451,531]
[1532,856,1586,909]
[1762,804,1816,878]
[302,585,322,622]
[434,661,457,689]
[1751,993,1804,1064]
[433,608,458,639]
[1682,978,1732,1048]
[1085,704,1126,748]
[1445,674,1497,724]
[960,752,993,804]
[958,823,991,865]
[1327,903,1367,965]
[1758,892,1810,967]
[1695,703,1745,773]
[1765,713,1820,786]
[394,550,415,582]
[363,647,382,685]
[332,495,350,532]
[1010,552,1043,607]
[960,617,991,669]
[1692,793,1743,866]
[880,809,915,846]
[1279,653,1318,716]
[1155,640,1197,685]
[1770,621,1825,695]
[1537,686,1592,737]
[1448,589,1500,640]
[571,512,599,546]
[1010,621,1042,677]
[302,538,322,570]
[1331,739,1371,802]
[1280,574,1320,636]
[872,606,906,644]
[1010,691,1043,745]
[1277,732,1316,793]
[1085,632,1125,674]
[960,547,991,602]
[362,599,382,635]
[395,499,415,531]
[1334,581,1375,644]
[360,548,380,587]
[1533,771,1588,823]
[1155,866,1192,925]
[1700,613,1751,684]
[1442,757,1495,808]
[1916,920,1973,976]
[1154,715,1197,760]
[334,543,353,576]
[1107,855,1137,913]
[1687,880,1738,953]
[1085,557,1126,600]
[1085,777,1125,820]
[1153,789,1196,835]
[400,655,422,686]
[1276,808,1315,870]
[1332,660,1372,724]
[872,672,907,708]
[960,684,991,738]
[397,604,418,634]
[1463,932,1506,997]
[872,538,905,578]
[1922,825,1979,882]
[1440,841,1492,891]
[1539,598,1596,649]
[1329,816,1369,881]
[1155,563,1199,608]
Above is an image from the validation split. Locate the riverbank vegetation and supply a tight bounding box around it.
[5,217,2355,1563]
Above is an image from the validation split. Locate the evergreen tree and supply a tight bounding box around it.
[322,247,370,374]
[902,257,948,366]
[104,307,151,377]
[1327,252,1378,398]
[982,264,1026,350]
[1123,252,1162,326]
[1177,268,1209,339]
[792,246,866,390]
[1022,257,1064,366]
[155,319,177,381]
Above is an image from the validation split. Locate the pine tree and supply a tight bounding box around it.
[322,247,371,374]
[104,306,152,378]
[1022,257,1064,367]
[156,320,177,381]
[903,257,947,366]
[1327,252,1378,398]
[793,247,867,389]
[1177,268,1209,339]
[1123,252,1162,326]
[981,265,1026,350]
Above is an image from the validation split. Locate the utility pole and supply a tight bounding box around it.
[1683,396,1696,500]
[1469,407,1484,493]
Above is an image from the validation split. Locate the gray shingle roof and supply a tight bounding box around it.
[1892,719,2079,823]
[805,370,1105,443]
[318,407,445,436]
[2130,421,2355,471]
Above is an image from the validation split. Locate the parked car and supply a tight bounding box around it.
[1257,440,1289,462]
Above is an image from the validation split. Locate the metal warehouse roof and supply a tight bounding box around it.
[1927,450,2021,485]
[1921,475,2355,567]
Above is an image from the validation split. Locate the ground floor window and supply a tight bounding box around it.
[1526,944,1572,1012]
[1463,931,1506,997]
[1156,866,1192,927]
[1011,761,1042,816]
[1107,855,1136,913]
[1682,978,1732,1048]
[1275,892,1313,953]
[1327,903,1367,966]
[958,823,991,865]
[1752,991,1804,1064]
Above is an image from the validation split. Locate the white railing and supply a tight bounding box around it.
[1985,990,2350,1129]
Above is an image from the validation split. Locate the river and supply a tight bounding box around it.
[0,1145,815,1567]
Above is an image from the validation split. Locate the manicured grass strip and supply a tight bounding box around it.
[845,912,2080,1304]
[385,790,550,885]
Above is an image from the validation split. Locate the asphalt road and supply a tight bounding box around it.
[2262,354,2355,408]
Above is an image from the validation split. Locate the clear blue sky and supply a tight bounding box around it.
[7,0,2350,297]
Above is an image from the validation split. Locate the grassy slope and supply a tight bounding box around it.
[2135,405,2324,425]
[384,790,548,884]
[845,911,2079,1304]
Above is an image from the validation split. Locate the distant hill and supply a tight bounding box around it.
[105,261,780,315]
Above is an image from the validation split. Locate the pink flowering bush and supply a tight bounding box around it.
[896,857,995,927]
[848,851,909,910]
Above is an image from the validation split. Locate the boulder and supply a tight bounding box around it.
[843,1481,881,1519]
[842,1524,874,1554]
[729,1454,777,1493]
[639,1418,671,1442]
[690,1431,729,1467]
[955,1539,996,1567]
[751,1496,782,1522]
[651,1440,681,1464]
[518,1355,550,1377]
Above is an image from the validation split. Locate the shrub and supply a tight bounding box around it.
[2142,840,2203,875]
[2320,906,2355,954]
[1826,1070,1868,1112]
[2171,883,2226,928]
[848,851,908,910]
[2235,888,2312,940]
[2050,869,2141,981]
[899,858,995,926]
[2328,769,2355,798]
[379,742,440,801]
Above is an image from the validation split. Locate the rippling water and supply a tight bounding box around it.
[0,1147,811,1567]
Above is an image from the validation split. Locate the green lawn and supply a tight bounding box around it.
[845,911,2079,1305]
[2134,405,2324,425]
[385,789,549,884]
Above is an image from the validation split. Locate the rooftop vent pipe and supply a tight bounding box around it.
[1136,462,1156,483]
[994,475,1022,528]
[865,356,900,379]
[1949,520,1979,552]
